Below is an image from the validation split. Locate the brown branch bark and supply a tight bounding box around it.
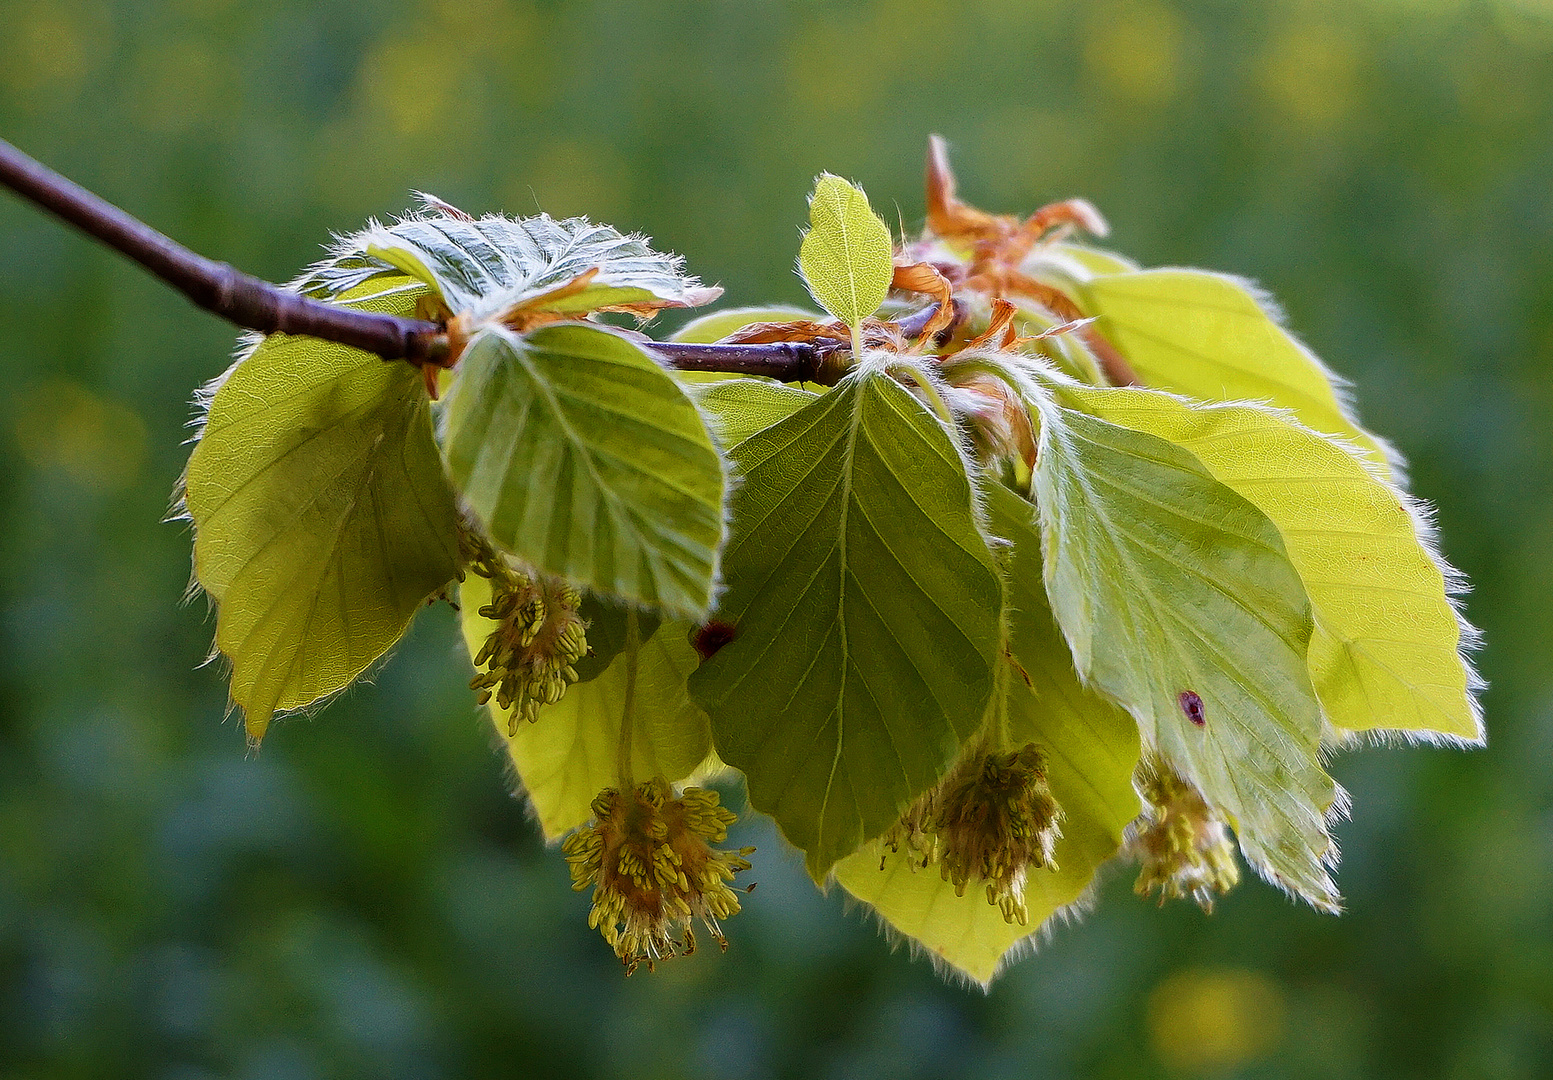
[0,137,446,363]
[0,137,954,383]
[650,301,958,386]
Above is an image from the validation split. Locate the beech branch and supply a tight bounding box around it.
[0,138,954,384]
[0,137,446,364]
[648,301,958,385]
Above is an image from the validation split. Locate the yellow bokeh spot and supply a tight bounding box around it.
[504,139,631,222]
[1083,0,1189,107]
[789,0,958,117]
[1258,22,1362,133]
[14,380,147,492]
[1148,967,1286,1074]
[4,1,99,102]
[348,0,542,148]
[356,37,460,140]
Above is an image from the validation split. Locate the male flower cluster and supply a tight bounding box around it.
[934,743,1063,926]
[1129,754,1241,911]
[883,742,1064,926]
[562,778,754,974]
[465,543,588,731]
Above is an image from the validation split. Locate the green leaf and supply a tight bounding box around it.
[797,174,894,342]
[569,595,662,685]
[1040,242,1141,280]
[182,276,462,743]
[1058,384,1481,744]
[688,370,1004,879]
[834,482,1142,987]
[440,323,728,619]
[1027,395,1342,909]
[1079,269,1395,477]
[692,378,818,447]
[459,575,711,839]
[670,305,826,344]
[354,208,716,321]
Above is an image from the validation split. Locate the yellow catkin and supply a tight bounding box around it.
[463,535,588,731]
[932,743,1062,926]
[878,742,1064,926]
[1129,754,1240,912]
[562,778,754,975]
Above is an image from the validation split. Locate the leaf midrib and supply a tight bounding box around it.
[816,373,867,856]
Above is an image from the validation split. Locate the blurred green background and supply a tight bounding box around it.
[2,0,1551,1076]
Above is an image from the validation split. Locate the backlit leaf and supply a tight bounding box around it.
[460,575,711,839]
[1031,242,1141,281]
[1059,384,1481,743]
[1027,394,1342,909]
[692,378,818,447]
[798,174,894,336]
[441,323,727,618]
[1080,269,1395,477]
[689,370,1004,879]
[182,276,462,743]
[835,482,1141,986]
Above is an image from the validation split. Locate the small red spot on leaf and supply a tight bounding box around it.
[692,620,737,660]
[1179,690,1206,727]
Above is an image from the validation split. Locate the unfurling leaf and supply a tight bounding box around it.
[182,277,462,743]
[353,208,719,322]
[1025,394,1343,910]
[797,174,894,346]
[834,482,1141,987]
[461,574,713,840]
[440,323,727,619]
[1060,384,1481,743]
[1078,269,1395,477]
[689,370,1003,879]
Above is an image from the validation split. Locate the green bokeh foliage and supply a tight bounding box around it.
[1,0,1550,1076]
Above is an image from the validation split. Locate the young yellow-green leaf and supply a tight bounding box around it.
[689,370,1004,880]
[1079,269,1395,477]
[182,277,461,743]
[835,482,1141,987]
[1032,242,1141,281]
[1028,396,1342,909]
[692,378,819,447]
[1058,384,1481,743]
[459,575,711,839]
[798,174,894,342]
[440,323,727,619]
[351,206,717,322]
